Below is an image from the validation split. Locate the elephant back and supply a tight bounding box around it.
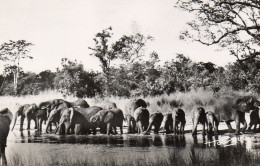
[125,98,147,116]
[76,106,103,122]
[110,108,124,120]
[69,99,90,108]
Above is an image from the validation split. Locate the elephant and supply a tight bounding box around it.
[11,104,38,131]
[172,108,186,134]
[0,108,13,166]
[206,111,219,135]
[90,108,124,135]
[125,98,147,133]
[134,107,150,134]
[248,108,260,132]
[213,96,260,135]
[161,113,173,134]
[57,106,103,135]
[44,99,90,133]
[144,112,163,135]
[192,107,207,135]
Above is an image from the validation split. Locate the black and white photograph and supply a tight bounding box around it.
[0,0,260,165]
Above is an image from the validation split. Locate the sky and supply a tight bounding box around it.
[0,0,236,73]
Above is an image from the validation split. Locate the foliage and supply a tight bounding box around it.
[53,58,101,98]
[176,0,260,62]
[0,40,33,94]
[88,27,154,96]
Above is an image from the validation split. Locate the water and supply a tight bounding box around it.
[6,125,260,165]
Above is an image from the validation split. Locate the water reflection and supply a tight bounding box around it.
[8,129,260,151]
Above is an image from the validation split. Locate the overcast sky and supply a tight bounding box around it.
[0,0,236,73]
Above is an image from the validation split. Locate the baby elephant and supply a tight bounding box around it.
[172,108,186,134]
[144,112,163,135]
[192,107,207,135]
[206,111,219,135]
[0,108,13,166]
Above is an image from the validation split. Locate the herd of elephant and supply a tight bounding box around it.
[0,95,259,165]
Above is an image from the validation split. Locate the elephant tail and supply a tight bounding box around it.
[11,111,19,131]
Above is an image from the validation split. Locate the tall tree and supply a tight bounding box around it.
[176,0,260,62]
[0,40,33,94]
[88,27,153,96]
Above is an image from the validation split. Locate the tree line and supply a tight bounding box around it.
[0,41,258,97]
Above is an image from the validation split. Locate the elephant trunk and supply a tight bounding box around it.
[45,119,51,133]
[55,123,62,134]
[11,111,19,131]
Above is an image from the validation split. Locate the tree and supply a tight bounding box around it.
[0,40,33,94]
[88,27,154,96]
[54,58,100,98]
[176,0,260,62]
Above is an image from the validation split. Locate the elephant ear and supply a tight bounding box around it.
[104,112,114,123]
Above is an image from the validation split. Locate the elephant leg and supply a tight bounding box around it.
[253,124,257,133]
[34,118,37,129]
[139,121,144,133]
[27,118,31,130]
[235,119,241,135]
[120,125,123,134]
[248,122,253,131]
[164,125,168,134]
[40,119,44,131]
[192,120,199,135]
[113,125,117,134]
[154,125,160,134]
[144,122,152,134]
[127,119,131,133]
[20,116,25,131]
[181,121,186,134]
[202,123,206,135]
[214,122,219,135]
[225,121,233,133]
[49,123,53,132]
[36,117,39,131]
[132,120,137,133]
[241,120,247,133]
[92,128,97,135]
